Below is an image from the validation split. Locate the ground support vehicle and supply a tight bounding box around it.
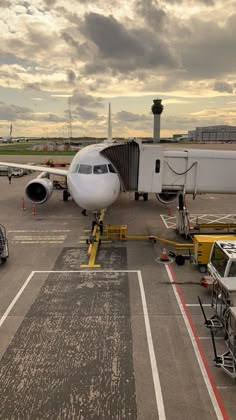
[198,239,236,378]
[199,277,236,378]
[193,235,236,274]
[0,224,9,264]
[53,179,67,190]
[210,305,236,379]
[10,167,24,177]
[0,166,9,176]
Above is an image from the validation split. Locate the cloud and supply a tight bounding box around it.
[67,69,76,84]
[79,12,177,74]
[73,106,100,121]
[175,13,236,80]
[44,0,58,6]
[117,110,148,122]
[70,91,103,108]
[0,103,33,121]
[0,1,11,8]
[0,0,236,137]
[135,0,167,29]
[0,102,65,122]
[164,0,215,4]
[213,81,234,93]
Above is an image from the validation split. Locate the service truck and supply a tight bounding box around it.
[208,239,236,281]
[193,234,236,273]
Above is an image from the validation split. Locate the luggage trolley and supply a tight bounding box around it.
[211,307,236,379]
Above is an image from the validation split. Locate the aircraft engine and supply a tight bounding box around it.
[156,190,179,205]
[25,178,53,204]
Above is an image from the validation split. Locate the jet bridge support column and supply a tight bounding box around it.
[176,193,190,237]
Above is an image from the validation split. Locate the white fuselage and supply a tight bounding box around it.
[67,143,121,211]
[2,136,12,143]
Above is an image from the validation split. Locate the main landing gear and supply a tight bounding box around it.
[63,189,70,201]
[135,192,148,201]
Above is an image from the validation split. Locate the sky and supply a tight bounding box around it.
[1,0,236,139]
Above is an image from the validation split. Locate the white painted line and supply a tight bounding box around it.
[8,230,70,232]
[137,271,166,420]
[13,241,64,244]
[160,215,169,229]
[208,215,233,224]
[160,213,236,229]
[186,303,211,307]
[0,271,35,328]
[13,237,66,240]
[199,337,224,340]
[165,265,227,420]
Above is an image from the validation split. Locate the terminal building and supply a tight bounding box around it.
[188,125,236,142]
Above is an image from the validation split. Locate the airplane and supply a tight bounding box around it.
[1,124,13,143]
[0,124,29,143]
[0,104,121,214]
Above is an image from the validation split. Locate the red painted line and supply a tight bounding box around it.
[168,263,229,420]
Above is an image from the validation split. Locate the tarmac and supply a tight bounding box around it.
[0,155,236,419]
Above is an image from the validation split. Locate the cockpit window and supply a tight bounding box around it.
[93,164,108,174]
[78,164,92,174]
[108,164,116,173]
[72,164,80,173]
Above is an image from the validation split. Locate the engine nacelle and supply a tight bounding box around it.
[156,190,179,205]
[25,178,53,204]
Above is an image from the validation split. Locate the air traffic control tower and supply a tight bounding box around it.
[151,98,164,142]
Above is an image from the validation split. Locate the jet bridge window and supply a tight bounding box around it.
[78,164,92,174]
[155,160,160,173]
[93,164,108,174]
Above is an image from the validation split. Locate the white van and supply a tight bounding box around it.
[10,167,24,177]
[0,166,8,176]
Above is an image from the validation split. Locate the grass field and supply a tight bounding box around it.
[1,141,236,156]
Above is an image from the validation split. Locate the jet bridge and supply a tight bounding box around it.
[101,141,140,191]
[102,140,236,235]
[102,139,236,197]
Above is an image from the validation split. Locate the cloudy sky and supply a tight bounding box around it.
[1,0,236,138]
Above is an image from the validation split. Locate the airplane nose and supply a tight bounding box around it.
[68,174,119,211]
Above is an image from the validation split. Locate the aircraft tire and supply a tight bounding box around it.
[63,190,69,201]
[199,264,207,273]
[175,254,185,266]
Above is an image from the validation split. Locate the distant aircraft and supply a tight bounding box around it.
[1,124,29,143]
[1,124,13,143]
[0,104,121,213]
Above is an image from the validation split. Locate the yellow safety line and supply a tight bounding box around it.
[127,235,194,252]
[80,209,105,268]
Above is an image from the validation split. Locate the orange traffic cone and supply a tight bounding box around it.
[21,197,26,210]
[161,247,169,262]
[32,203,36,215]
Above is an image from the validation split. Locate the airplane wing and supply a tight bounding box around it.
[0,162,68,176]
